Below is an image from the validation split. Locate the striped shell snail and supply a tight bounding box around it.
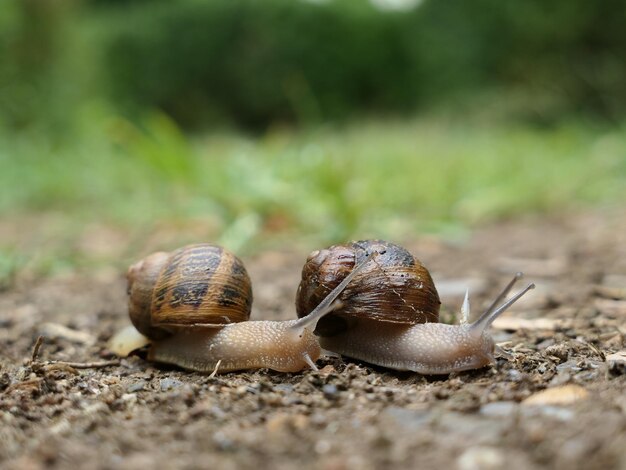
[109,243,375,373]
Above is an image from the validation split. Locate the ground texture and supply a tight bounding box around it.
[1,210,625,470]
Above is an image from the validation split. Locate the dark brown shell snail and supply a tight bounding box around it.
[296,240,534,374]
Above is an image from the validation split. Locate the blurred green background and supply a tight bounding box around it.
[1,0,625,282]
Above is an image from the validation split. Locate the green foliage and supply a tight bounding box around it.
[2,0,625,131]
[99,0,415,128]
[3,112,625,252]
[0,0,82,134]
[92,0,626,129]
[0,248,26,290]
[2,0,626,275]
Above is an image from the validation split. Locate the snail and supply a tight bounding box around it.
[109,243,376,373]
[296,240,534,375]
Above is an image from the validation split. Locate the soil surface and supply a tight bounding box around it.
[1,210,625,470]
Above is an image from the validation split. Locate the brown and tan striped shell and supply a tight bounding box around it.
[296,240,440,336]
[127,244,252,339]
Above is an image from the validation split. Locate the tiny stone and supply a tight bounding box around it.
[273,384,294,393]
[314,439,331,454]
[507,370,524,382]
[521,405,575,422]
[0,373,10,391]
[536,338,556,350]
[213,431,235,451]
[480,401,518,418]
[555,360,582,372]
[457,446,505,470]
[266,413,291,434]
[607,351,626,376]
[310,413,327,426]
[544,344,569,362]
[265,413,309,433]
[127,380,147,393]
[522,384,589,406]
[160,378,183,391]
[322,384,338,399]
[549,371,572,386]
[606,351,626,365]
[594,274,626,299]
[211,406,227,420]
[439,413,509,445]
[382,406,432,432]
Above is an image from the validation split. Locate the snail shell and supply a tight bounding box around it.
[296,240,440,336]
[127,243,252,339]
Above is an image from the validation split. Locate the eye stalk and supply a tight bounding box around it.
[468,274,535,338]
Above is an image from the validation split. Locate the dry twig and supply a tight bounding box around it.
[28,334,120,372]
[209,359,222,378]
[31,335,44,363]
[4,378,43,394]
[41,360,120,370]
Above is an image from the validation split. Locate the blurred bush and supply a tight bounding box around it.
[96,0,626,128]
[0,0,69,131]
[1,0,625,131]
[100,0,415,128]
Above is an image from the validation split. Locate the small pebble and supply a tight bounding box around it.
[522,385,589,406]
[439,413,509,445]
[555,360,582,373]
[521,405,575,422]
[38,322,96,345]
[594,274,626,299]
[266,413,309,434]
[506,370,524,382]
[382,406,432,432]
[318,365,336,376]
[322,384,338,399]
[314,439,331,454]
[606,350,626,365]
[457,446,505,470]
[213,431,235,451]
[273,384,294,393]
[606,350,626,376]
[0,373,10,391]
[480,401,518,418]
[536,338,556,350]
[127,380,147,393]
[160,378,182,391]
[544,344,569,362]
[492,317,563,331]
[120,393,137,407]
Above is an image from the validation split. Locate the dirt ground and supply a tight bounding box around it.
[1,209,625,470]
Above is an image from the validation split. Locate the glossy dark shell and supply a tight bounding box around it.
[296,240,440,336]
[128,244,252,339]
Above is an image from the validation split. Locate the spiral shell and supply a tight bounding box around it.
[296,240,440,336]
[127,243,252,339]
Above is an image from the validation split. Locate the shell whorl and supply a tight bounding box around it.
[296,240,440,336]
[128,244,252,339]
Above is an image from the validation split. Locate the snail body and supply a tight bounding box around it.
[111,243,375,373]
[147,319,321,373]
[297,240,534,375]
